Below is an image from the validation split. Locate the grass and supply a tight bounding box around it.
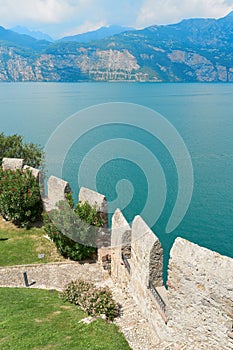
[0,216,64,266]
[0,287,131,350]
[0,218,131,349]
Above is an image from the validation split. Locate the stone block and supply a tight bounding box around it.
[23,165,41,182]
[111,209,131,284]
[24,165,44,195]
[2,157,24,171]
[131,215,163,288]
[45,175,72,210]
[111,208,131,248]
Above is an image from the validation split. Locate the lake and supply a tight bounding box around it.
[0,82,233,271]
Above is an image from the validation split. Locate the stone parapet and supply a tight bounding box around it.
[111,209,131,286]
[2,157,24,170]
[110,209,167,329]
[44,175,72,211]
[131,215,163,289]
[166,238,233,348]
[1,158,233,349]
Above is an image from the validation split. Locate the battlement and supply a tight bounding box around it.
[2,158,233,349]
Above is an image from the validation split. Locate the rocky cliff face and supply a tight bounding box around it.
[1,12,233,82]
[167,50,230,82]
[0,47,149,82]
[2,45,232,83]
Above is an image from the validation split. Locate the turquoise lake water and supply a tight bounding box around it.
[0,82,232,270]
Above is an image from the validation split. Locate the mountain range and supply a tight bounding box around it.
[59,25,134,43]
[1,12,233,82]
[10,25,54,42]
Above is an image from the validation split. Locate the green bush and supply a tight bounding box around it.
[75,201,104,227]
[0,132,43,168]
[60,280,119,321]
[0,168,43,227]
[43,200,103,261]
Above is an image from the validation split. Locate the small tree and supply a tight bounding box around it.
[0,168,43,228]
[0,132,43,168]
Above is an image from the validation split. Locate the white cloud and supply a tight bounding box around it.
[0,0,137,26]
[62,20,107,37]
[136,0,233,27]
[0,0,232,38]
[0,0,84,25]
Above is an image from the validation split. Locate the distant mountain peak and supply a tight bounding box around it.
[10,25,54,42]
[0,25,51,52]
[60,25,134,43]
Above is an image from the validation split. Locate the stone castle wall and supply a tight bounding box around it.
[1,158,233,349]
[110,210,233,349]
[111,209,168,329]
[166,238,233,349]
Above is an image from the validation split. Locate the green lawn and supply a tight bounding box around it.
[0,288,131,350]
[0,218,131,349]
[0,217,64,266]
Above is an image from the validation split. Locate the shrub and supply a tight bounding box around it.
[43,200,103,261]
[75,201,104,227]
[0,168,43,227]
[0,132,44,168]
[65,192,74,209]
[43,213,97,261]
[60,280,118,321]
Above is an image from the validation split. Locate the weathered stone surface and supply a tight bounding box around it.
[127,216,168,332]
[111,208,131,248]
[98,247,112,265]
[79,187,107,212]
[111,209,131,285]
[96,228,111,248]
[23,165,41,181]
[149,240,163,287]
[24,164,42,182]
[166,238,233,349]
[79,187,108,226]
[110,213,168,332]
[23,165,44,195]
[131,215,163,289]
[44,175,71,211]
[2,157,24,170]
[0,262,105,291]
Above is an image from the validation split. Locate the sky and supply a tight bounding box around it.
[0,0,233,39]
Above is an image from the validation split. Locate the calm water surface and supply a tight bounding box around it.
[1,82,232,272]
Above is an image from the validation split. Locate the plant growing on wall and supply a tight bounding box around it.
[75,200,104,227]
[0,168,43,227]
[43,200,103,261]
